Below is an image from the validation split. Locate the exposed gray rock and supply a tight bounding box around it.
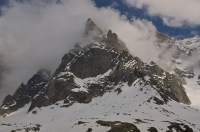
[70,47,117,79]
[0,70,50,116]
[105,30,129,53]
[174,66,195,79]
[148,127,158,132]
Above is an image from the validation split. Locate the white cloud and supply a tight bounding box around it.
[111,2,119,8]
[162,17,185,27]
[125,0,200,27]
[0,0,158,102]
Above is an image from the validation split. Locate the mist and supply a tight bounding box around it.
[0,0,159,103]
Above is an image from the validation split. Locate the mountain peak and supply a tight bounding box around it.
[84,18,103,36]
[84,19,127,53]
[0,19,198,132]
[86,18,95,24]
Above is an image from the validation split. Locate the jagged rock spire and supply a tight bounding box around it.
[0,69,49,117]
[84,18,103,36]
[107,30,118,40]
[86,18,96,27]
[84,18,127,53]
[105,29,129,53]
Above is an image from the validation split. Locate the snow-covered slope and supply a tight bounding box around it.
[183,69,200,109]
[0,79,199,132]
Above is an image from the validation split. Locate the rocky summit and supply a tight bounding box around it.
[27,19,190,113]
[0,19,199,132]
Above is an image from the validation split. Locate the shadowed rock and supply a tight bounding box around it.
[0,70,50,116]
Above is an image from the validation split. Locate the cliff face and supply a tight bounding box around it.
[0,70,50,117]
[0,19,191,117]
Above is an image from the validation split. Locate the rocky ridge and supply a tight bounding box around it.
[29,20,191,113]
[0,70,50,117]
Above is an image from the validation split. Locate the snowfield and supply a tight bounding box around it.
[184,76,200,109]
[0,79,200,132]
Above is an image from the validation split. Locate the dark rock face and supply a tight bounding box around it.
[96,120,141,132]
[146,63,190,104]
[28,73,80,111]
[70,48,117,79]
[148,127,158,132]
[167,122,194,132]
[0,70,50,116]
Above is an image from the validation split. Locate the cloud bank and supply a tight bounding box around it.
[125,0,200,27]
[0,0,158,103]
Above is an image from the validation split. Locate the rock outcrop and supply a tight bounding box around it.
[0,69,50,116]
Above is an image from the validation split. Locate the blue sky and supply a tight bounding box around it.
[94,0,200,39]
